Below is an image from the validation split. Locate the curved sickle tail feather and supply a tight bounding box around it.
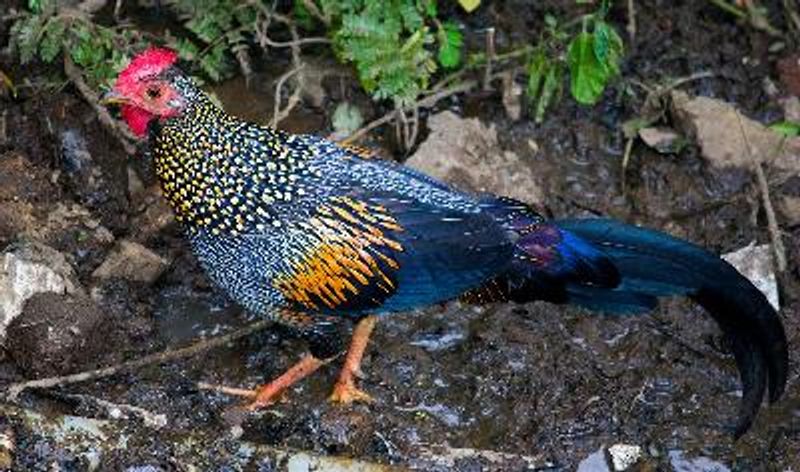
[549,219,788,437]
[479,199,792,438]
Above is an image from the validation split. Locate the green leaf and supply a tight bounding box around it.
[39,19,66,63]
[536,62,561,123]
[568,31,608,105]
[11,16,43,64]
[458,0,480,13]
[526,49,548,102]
[593,20,623,77]
[769,120,800,137]
[419,0,437,17]
[437,21,462,69]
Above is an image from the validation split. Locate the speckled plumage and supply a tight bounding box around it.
[148,70,512,329]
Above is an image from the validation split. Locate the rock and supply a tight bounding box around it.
[0,240,82,342]
[668,450,730,472]
[406,111,544,205]
[5,292,108,376]
[670,91,800,173]
[92,240,169,284]
[607,444,642,471]
[722,243,779,310]
[638,127,686,154]
[577,448,610,472]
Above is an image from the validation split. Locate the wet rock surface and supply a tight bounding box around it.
[92,240,170,284]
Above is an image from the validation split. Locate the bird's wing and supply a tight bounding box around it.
[272,190,514,316]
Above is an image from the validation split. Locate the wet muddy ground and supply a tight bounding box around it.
[2,0,800,470]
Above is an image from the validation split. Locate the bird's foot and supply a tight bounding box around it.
[246,354,324,410]
[329,378,373,404]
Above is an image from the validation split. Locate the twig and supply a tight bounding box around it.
[270,64,305,128]
[754,161,787,272]
[63,55,138,155]
[707,0,782,36]
[627,0,637,39]
[734,110,788,272]
[261,36,332,48]
[621,137,635,193]
[253,4,308,128]
[58,392,168,428]
[300,0,331,26]
[343,79,478,144]
[784,0,800,35]
[234,45,254,86]
[4,319,272,401]
[483,28,496,92]
[197,382,257,398]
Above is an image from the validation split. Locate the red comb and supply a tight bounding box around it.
[115,47,178,91]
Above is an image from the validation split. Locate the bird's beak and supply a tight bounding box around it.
[99,90,129,106]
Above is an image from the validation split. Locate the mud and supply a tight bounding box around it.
[1,0,799,470]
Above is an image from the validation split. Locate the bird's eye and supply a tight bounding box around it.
[146,87,161,99]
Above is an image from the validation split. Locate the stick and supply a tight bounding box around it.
[734,110,788,272]
[483,28,496,92]
[343,79,478,144]
[4,319,272,401]
[270,64,305,128]
[63,55,138,155]
[197,382,257,398]
[627,0,637,39]
[58,393,168,428]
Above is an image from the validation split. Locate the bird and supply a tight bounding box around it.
[102,47,788,437]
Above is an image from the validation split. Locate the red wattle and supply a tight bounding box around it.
[121,105,155,137]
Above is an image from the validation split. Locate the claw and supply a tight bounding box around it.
[329,380,374,404]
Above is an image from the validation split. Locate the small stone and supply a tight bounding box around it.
[638,127,686,154]
[722,243,779,310]
[406,111,544,205]
[93,240,169,284]
[6,292,108,376]
[0,240,82,342]
[607,444,642,471]
[577,448,610,472]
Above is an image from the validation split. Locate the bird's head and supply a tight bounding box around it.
[103,47,188,137]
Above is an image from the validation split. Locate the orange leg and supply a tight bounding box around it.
[247,354,324,410]
[329,315,378,404]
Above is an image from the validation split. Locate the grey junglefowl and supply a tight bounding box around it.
[103,47,788,437]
